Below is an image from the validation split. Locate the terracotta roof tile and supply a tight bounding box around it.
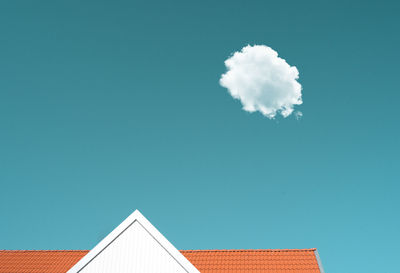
[181,249,321,273]
[0,250,87,273]
[0,249,321,273]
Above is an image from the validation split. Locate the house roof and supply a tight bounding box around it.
[0,249,322,273]
[65,210,200,273]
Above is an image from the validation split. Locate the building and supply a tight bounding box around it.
[0,210,324,273]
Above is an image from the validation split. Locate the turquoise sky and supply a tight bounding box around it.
[1,1,399,272]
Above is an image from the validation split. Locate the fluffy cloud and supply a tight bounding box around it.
[220,45,302,119]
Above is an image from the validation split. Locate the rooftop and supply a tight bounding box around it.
[0,249,322,273]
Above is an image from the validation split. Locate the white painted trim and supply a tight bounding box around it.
[67,210,200,273]
[315,249,325,273]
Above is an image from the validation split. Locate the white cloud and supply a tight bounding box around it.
[295,111,303,120]
[220,45,303,119]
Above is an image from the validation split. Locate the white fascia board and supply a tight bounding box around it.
[315,249,325,273]
[67,210,200,273]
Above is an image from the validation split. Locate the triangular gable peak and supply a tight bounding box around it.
[67,210,200,273]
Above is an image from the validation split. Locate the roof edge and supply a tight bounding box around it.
[0,248,317,252]
[66,210,200,273]
[0,248,317,253]
[314,249,325,273]
[181,248,317,252]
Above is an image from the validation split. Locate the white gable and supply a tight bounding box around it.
[67,210,200,273]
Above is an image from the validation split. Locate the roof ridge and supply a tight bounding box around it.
[0,248,317,253]
[181,248,317,252]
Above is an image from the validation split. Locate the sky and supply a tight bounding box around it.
[0,0,399,272]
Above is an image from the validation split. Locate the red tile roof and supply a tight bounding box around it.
[183,249,321,273]
[0,249,321,273]
[0,250,86,273]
